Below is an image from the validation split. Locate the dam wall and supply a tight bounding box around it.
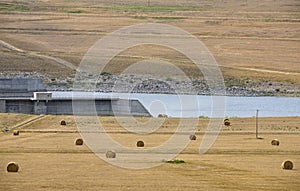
[0,79,151,117]
[0,97,151,117]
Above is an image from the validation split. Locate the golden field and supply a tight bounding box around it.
[0,113,299,191]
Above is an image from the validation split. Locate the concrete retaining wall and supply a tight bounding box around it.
[0,78,46,98]
[0,100,5,113]
[0,99,151,117]
[48,100,114,116]
[5,100,33,113]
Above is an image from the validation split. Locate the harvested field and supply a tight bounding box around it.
[0,114,299,190]
[0,0,300,189]
[0,0,299,91]
[0,113,36,132]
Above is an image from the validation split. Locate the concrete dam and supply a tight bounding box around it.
[0,78,151,117]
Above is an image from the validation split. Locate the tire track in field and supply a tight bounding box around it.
[117,54,300,76]
[1,39,299,76]
[222,65,300,76]
[0,39,78,70]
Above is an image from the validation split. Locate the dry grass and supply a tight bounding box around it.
[14,114,300,133]
[0,0,299,85]
[0,113,36,132]
[0,114,299,190]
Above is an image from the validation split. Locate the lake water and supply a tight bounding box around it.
[51,92,300,118]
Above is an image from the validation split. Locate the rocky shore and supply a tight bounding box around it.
[1,72,299,97]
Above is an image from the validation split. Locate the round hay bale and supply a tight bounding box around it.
[13,130,19,136]
[189,135,197,140]
[282,160,293,170]
[106,151,116,158]
[7,162,19,172]
[75,138,83,146]
[224,121,231,126]
[137,141,145,147]
[224,118,229,122]
[60,120,67,125]
[271,139,280,146]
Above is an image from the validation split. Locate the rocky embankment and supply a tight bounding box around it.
[1,72,299,96]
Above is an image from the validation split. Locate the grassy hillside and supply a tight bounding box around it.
[0,0,299,92]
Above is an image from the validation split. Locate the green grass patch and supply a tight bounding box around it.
[199,116,209,119]
[133,16,148,20]
[166,159,186,164]
[262,17,299,23]
[0,3,30,12]
[166,77,173,81]
[110,5,208,12]
[132,16,185,21]
[225,78,246,87]
[1,127,9,133]
[152,16,185,21]
[67,9,86,14]
[205,20,222,25]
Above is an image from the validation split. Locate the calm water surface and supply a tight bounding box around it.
[52,92,300,118]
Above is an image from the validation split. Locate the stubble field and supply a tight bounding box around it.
[0,113,299,190]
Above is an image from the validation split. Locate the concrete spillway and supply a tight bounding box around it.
[0,79,151,117]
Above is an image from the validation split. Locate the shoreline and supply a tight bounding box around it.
[1,72,300,97]
[44,74,300,97]
[48,89,300,98]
